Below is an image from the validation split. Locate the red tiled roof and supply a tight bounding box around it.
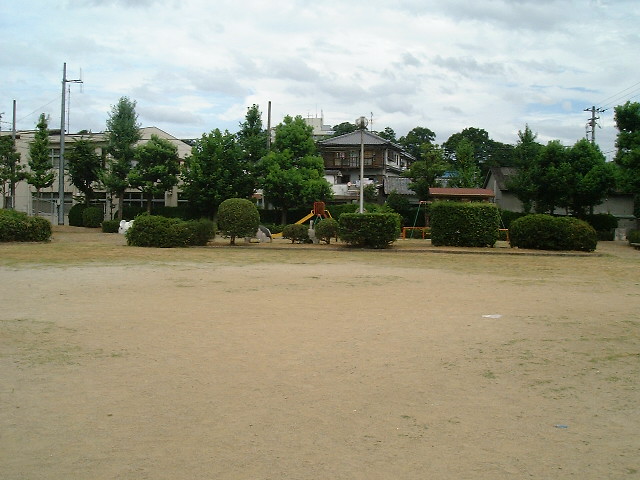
[429,188,495,197]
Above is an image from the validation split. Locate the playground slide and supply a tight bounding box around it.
[271,212,316,238]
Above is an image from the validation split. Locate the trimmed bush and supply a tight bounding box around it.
[217,198,260,245]
[125,215,214,247]
[68,203,87,227]
[82,206,104,228]
[338,212,401,249]
[102,219,120,233]
[430,202,500,247]
[628,229,640,245]
[509,214,597,251]
[0,209,52,242]
[314,218,339,244]
[583,213,618,241]
[282,223,309,243]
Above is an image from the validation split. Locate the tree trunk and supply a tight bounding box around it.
[117,193,124,220]
[280,209,288,225]
[146,195,153,214]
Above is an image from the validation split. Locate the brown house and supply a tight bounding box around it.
[317,131,415,201]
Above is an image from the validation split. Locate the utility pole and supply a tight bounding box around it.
[58,62,83,225]
[584,105,605,145]
[356,116,368,213]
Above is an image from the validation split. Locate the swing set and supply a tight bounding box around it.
[401,201,430,239]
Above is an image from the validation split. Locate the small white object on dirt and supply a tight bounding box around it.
[482,314,503,318]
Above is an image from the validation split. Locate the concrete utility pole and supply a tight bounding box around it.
[356,116,368,213]
[58,63,83,225]
[584,105,605,145]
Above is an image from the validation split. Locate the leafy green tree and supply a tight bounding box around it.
[0,135,24,209]
[533,140,570,214]
[102,97,141,219]
[508,126,543,213]
[237,104,268,165]
[217,197,260,245]
[66,138,103,205]
[614,101,640,220]
[181,129,256,219]
[259,115,332,223]
[564,138,616,216]
[449,138,482,188]
[26,113,55,203]
[128,135,180,213]
[375,127,397,142]
[403,144,449,200]
[331,122,357,137]
[443,127,514,177]
[398,126,436,161]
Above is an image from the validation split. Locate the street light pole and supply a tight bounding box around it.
[356,116,368,213]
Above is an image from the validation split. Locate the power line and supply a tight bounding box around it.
[597,81,640,110]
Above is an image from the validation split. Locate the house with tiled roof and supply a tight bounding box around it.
[317,130,416,201]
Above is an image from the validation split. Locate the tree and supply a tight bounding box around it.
[532,140,570,214]
[564,138,616,216]
[217,197,260,245]
[614,101,640,220]
[375,127,397,142]
[237,104,268,165]
[398,126,436,161]
[66,138,103,205]
[508,125,543,213]
[331,122,357,137]
[102,97,141,219]
[403,144,449,200]
[128,135,180,213]
[448,138,481,188]
[0,135,24,209]
[181,129,256,219]
[259,115,332,223]
[443,127,514,178]
[26,113,55,204]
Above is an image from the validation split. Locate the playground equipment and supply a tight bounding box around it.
[271,202,332,238]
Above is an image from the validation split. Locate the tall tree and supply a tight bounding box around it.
[0,135,24,209]
[259,115,332,223]
[398,126,436,161]
[26,113,55,205]
[564,138,616,216]
[375,127,397,142]
[403,144,449,200]
[102,97,141,219]
[331,122,357,137]
[237,104,268,165]
[128,135,180,213]
[181,128,256,219]
[66,138,103,205]
[533,140,570,214]
[508,125,543,213]
[614,101,640,220]
[449,138,482,188]
[443,127,514,178]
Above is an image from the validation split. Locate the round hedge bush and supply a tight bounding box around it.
[0,209,52,242]
[125,215,214,248]
[102,219,121,233]
[282,223,309,243]
[217,198,260,245]
[509,214,597,251]
[68,203,87,227]
[82,206,104,228]
[314,218,338,244]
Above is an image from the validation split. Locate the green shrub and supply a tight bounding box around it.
[82,206,104,228]
[217,198,260,245]
[102,219,120,233]
[338,212,401,249]
[509,214,597,251]
[0,209,52,242]
[314,218,339,244]
[125,215,214,247]
[498,210,527,229]
[628,229,640,245]
[582,213,618,241]
[282,223,309,243]
[68,203,87,227]
[430,202,500,247]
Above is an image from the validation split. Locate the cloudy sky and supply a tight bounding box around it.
[2,0,639,158]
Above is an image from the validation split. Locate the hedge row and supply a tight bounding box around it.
[338,212,401,249]
[430,202,500,247]
[125,215,214,247]
[509,214,597,251]
[0,209,52,242]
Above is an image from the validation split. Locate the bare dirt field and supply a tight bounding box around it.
[1,227,639,479]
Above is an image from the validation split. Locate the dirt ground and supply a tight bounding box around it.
[1,227,639,479]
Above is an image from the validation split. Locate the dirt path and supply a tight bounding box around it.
[1,229,639,479]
